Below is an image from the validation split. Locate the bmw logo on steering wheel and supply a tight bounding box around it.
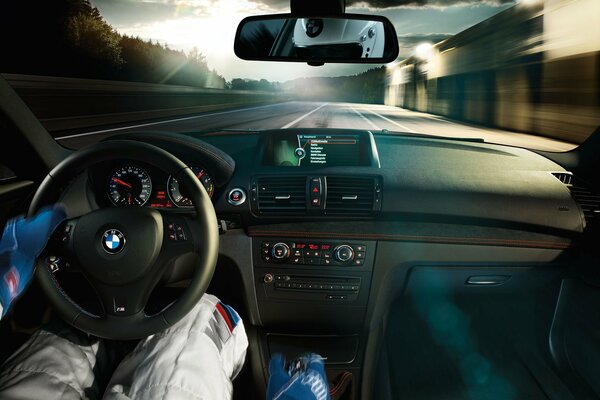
[102,229,126,254]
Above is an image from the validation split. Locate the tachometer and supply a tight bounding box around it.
[168,166,214,207]
[108,166,152,206]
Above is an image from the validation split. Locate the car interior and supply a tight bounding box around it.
[1,0,599,399]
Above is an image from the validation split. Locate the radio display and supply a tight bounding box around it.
[268,133,373,167]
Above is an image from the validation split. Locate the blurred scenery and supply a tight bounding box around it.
[385,0,600,144]
[0,0,598,150]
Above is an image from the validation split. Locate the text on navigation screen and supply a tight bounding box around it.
[296,134,361,166]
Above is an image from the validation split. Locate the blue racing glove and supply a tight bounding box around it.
[0,205,66,318]
[267,353,330,400]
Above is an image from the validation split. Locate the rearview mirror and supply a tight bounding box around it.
[234,14,399,64]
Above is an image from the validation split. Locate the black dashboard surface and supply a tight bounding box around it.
[92,128,583,238]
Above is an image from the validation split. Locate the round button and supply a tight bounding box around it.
[227,188,246,206]
[294,147,306,160]
[334,245,355,262]
[271,243,290,259]
[264,273,274,283]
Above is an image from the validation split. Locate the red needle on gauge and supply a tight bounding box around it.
[112,177,132,188]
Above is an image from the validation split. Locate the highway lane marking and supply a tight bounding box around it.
[55,102,293,140]
[351,107,381,130]
[374,105,473,128]
[362,108,417,133]
[281,103,328,129]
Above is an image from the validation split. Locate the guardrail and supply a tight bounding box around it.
[2,74,286,133]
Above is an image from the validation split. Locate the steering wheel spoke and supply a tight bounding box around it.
[47,217,79,257]
[41,217,80,275]
[93,279,155,317]
[161,213,197,250]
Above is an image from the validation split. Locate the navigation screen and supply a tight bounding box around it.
[267,132,374,167]
[295,134,361,166]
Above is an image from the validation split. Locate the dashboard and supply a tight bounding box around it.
[82,128,585,235]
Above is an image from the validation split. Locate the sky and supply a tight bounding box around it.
[90,0,515,81]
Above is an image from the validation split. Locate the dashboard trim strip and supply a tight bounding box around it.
[248,230,571,249]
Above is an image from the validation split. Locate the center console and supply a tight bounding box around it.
[253,238,375,329]
[247,131,382,397]
[252,237,377,398]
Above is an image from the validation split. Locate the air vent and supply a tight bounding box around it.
[257,176,306,215]
[551,172,573,185]
[325,176,380,216]
[569,181,600,229]
[553,172,600,230]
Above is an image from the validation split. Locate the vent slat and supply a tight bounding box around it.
[551,172,573,185]
[257,176,307,215]
[571,183,600,226]
[552,172,600,230]
[325,176,376,216]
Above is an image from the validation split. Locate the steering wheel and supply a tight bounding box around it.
[28,140,219,340]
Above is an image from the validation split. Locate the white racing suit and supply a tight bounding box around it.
[0,294,248,399]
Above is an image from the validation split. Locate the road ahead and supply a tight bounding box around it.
[57,102,575,152]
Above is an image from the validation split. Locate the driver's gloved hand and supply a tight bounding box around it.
[0,205,66,318]
[267,353,330,400]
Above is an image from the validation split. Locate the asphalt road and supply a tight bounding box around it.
[56,101,575,152]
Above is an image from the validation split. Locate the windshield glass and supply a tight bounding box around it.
[1,0,598,151]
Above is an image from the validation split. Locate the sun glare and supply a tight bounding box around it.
[118,0,273,75]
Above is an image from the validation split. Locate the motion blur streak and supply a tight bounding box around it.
[385,0,600,144]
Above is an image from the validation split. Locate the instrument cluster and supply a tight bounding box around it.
[104,163,214,209]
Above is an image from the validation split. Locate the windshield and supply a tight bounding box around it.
[1,0,598,151]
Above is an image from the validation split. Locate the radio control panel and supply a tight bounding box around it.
[253,237,376,328]
[260,241,368,267]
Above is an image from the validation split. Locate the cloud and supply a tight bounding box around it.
[92,0,277,27]
[249,0,513,11]
[348,0,513,9]
[92,0,514,27]
[91,0,179,26]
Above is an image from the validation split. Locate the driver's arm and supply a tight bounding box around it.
[0,206,66,318]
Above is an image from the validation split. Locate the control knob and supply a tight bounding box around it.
[334,245,355,262]
[271,242,290,259]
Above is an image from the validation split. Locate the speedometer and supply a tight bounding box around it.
[108,166,152,206]
[167,166,214,207]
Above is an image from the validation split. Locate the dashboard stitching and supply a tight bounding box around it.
[248,230,571,249]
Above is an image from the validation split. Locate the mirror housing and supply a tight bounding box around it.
[234,14,399,65]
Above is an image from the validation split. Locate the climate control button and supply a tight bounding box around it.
[271,242,290,259]
[334,245,355,262]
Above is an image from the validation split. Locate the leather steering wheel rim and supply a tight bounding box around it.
[28,140,219,339]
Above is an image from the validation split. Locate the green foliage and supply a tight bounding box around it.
[229,78,280,92]
[0,0,225,88]
[66,14,123,67]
